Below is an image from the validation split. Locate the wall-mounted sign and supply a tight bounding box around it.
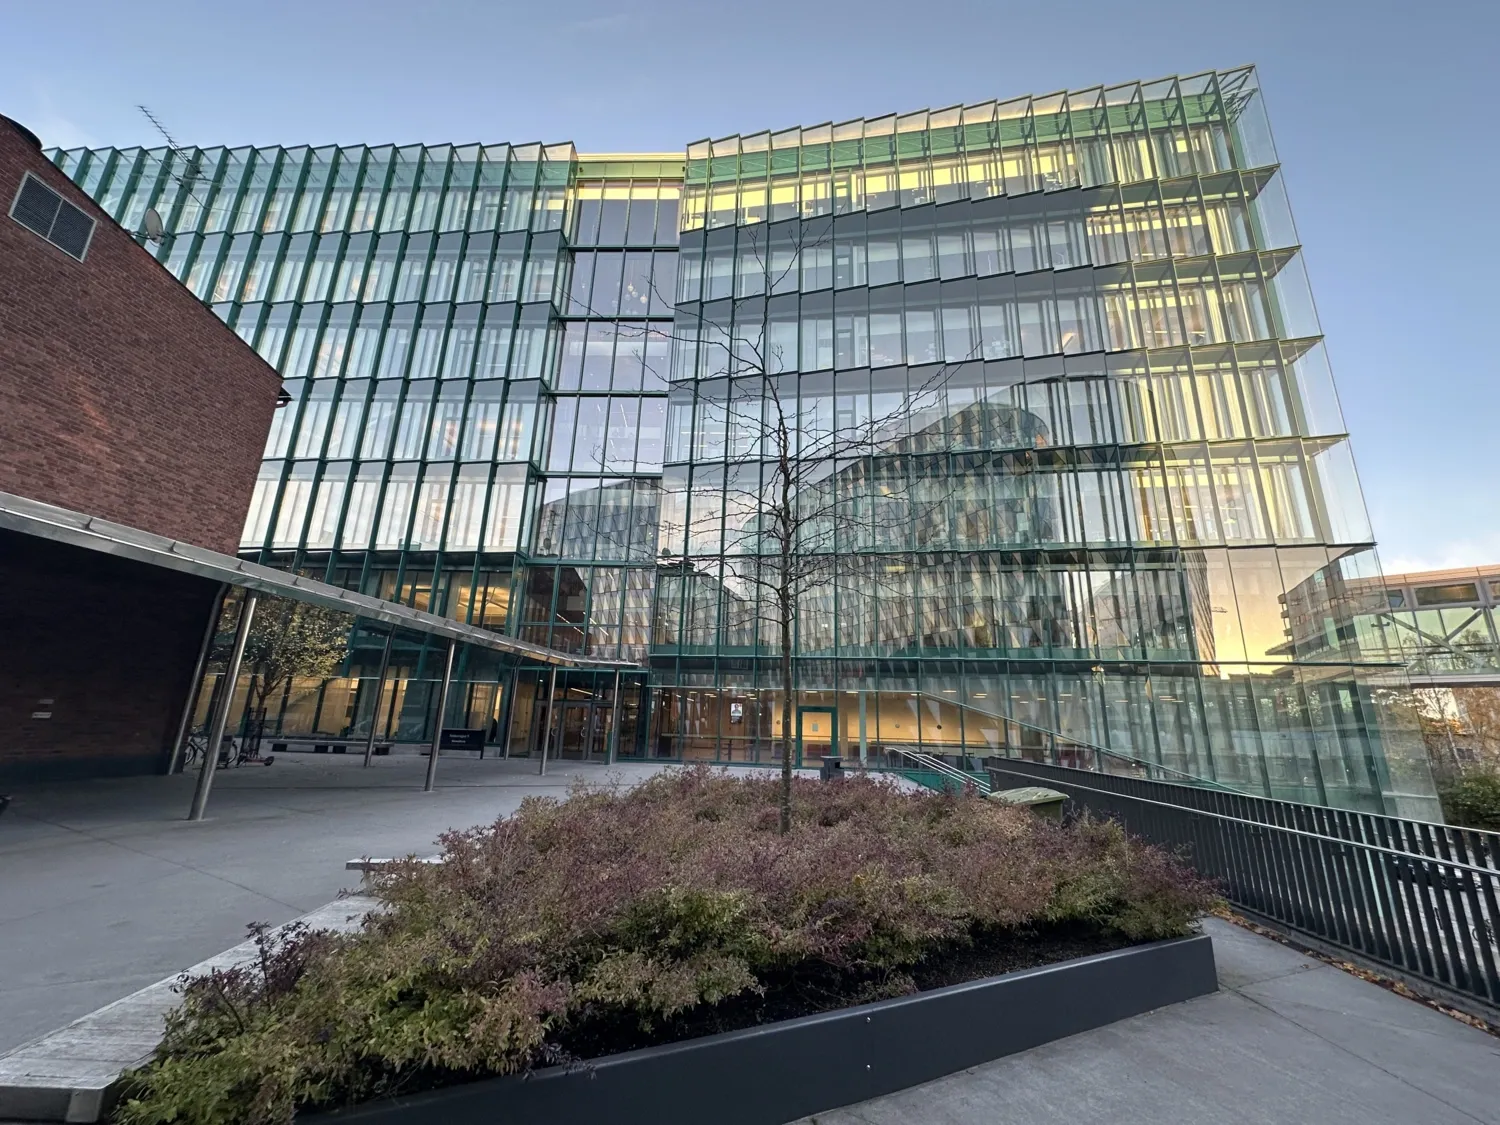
[729,702,743,724]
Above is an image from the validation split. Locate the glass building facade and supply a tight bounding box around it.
[53,67,1441,817]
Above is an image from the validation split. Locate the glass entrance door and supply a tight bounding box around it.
[556,702,610,762]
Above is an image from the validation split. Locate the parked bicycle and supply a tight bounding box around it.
[181,733,273,769]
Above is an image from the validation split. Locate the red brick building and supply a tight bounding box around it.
[0,113,284,781]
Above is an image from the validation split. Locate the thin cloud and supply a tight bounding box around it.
[1381,533,1500,577]
[566,11,634,32]
[27,111,97,151]
[16,82,98,150]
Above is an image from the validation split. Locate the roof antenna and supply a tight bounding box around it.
[138,104,204,190]
[135,105,216,243]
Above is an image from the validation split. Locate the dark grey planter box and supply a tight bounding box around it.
[308,932,1217,1125]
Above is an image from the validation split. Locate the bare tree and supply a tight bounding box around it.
[647,225,982,829]
[562,222,986,830]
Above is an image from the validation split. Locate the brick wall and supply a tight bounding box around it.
[0,531,220,784]
[0,116,281,554]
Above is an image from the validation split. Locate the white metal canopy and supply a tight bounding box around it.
[0,489,639,671]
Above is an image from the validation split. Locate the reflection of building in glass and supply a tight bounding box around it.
[1326,565,1500,779]
[55,67,1439,816]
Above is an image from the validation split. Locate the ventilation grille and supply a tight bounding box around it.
[9,172,95,261]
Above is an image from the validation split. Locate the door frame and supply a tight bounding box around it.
[795,705,838,769]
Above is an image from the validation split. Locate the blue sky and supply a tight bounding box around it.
[4,0,1494,573]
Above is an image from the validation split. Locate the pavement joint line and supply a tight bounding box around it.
[0,811,334,919]
[1222,912,1500,1036]
[0,895,380,1125]
[1226,979,1496,1125]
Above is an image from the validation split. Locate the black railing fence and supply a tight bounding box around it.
[987,759,1500,1016]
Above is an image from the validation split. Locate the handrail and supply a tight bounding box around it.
[905,690,1240,794]
[989,763,1496,877]
[984,757,1500,1016]
[886,746,992,795]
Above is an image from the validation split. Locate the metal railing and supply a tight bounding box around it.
[899,692,1239,793]
[884,746,992,794]
[987,758,1500,1016]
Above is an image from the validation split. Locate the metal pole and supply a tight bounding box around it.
[608,668,622,765]
[169,583,226,775]
[539,665,558,776]
[362,627,396,768]
[423,638,457,792]
[188,590,257,821]
[500,668,519,759]
[858,690,868,768]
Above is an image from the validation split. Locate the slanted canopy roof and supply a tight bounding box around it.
[0,489,637,670]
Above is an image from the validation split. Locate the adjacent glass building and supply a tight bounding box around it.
[52,67,1441,817]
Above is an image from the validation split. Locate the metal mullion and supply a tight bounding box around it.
[210,149,255,237]
[1277,796,1322,935]
[1385,817,1437,978]
[1451,829,1500,1006]
[130,150,175,236]
[1263,795,1308,931]
[289,451,339,564]
[1372,814,1428,978]
[233,149,274,236]
[445,147,481,234]
[1319,807,1364,952]
[1414,820,1467,991]
[151,148,199,238]
[1356,810,1405,968]
[95,148,139,221]
[1335,807,1387,963]
[426,465,461,602]
[247,459,298,564]
[1317,806,1362,951]
[328,436,372,578]
[1219,790,1267,915]
[299,148,339,235]
[1290,799,1334,940]
[1431,825,1494,1001]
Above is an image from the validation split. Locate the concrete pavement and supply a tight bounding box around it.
[0,753,668,1053]
[6,757,1497,1125]
[793,917,1500,1125]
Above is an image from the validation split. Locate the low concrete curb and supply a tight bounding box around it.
[0,896,378,1123]
[344,856,442,873]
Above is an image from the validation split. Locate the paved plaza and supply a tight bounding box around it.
[794,918,1500,1125]
[0,752,668,1053]
[2,756,1497,1125]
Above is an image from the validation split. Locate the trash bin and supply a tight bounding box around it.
[986,786,1068,821]
[819,755,844,781]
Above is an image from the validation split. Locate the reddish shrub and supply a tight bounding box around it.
[115,768,1216,1125]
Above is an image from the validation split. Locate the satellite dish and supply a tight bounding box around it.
[143,207,164,243]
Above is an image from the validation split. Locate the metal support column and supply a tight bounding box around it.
[188,590,257,821]
[538,665,558,776]
[168,583,227,775]
[608,668,622,765]
[362,627,396,768]
[423,638,456,793]
[858,690,868,768]
[500,668,520,759]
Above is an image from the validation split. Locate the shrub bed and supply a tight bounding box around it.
[114,768,1216,1124]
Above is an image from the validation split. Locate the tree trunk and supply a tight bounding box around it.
[779,579,794,835]
[777,416,795,836]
